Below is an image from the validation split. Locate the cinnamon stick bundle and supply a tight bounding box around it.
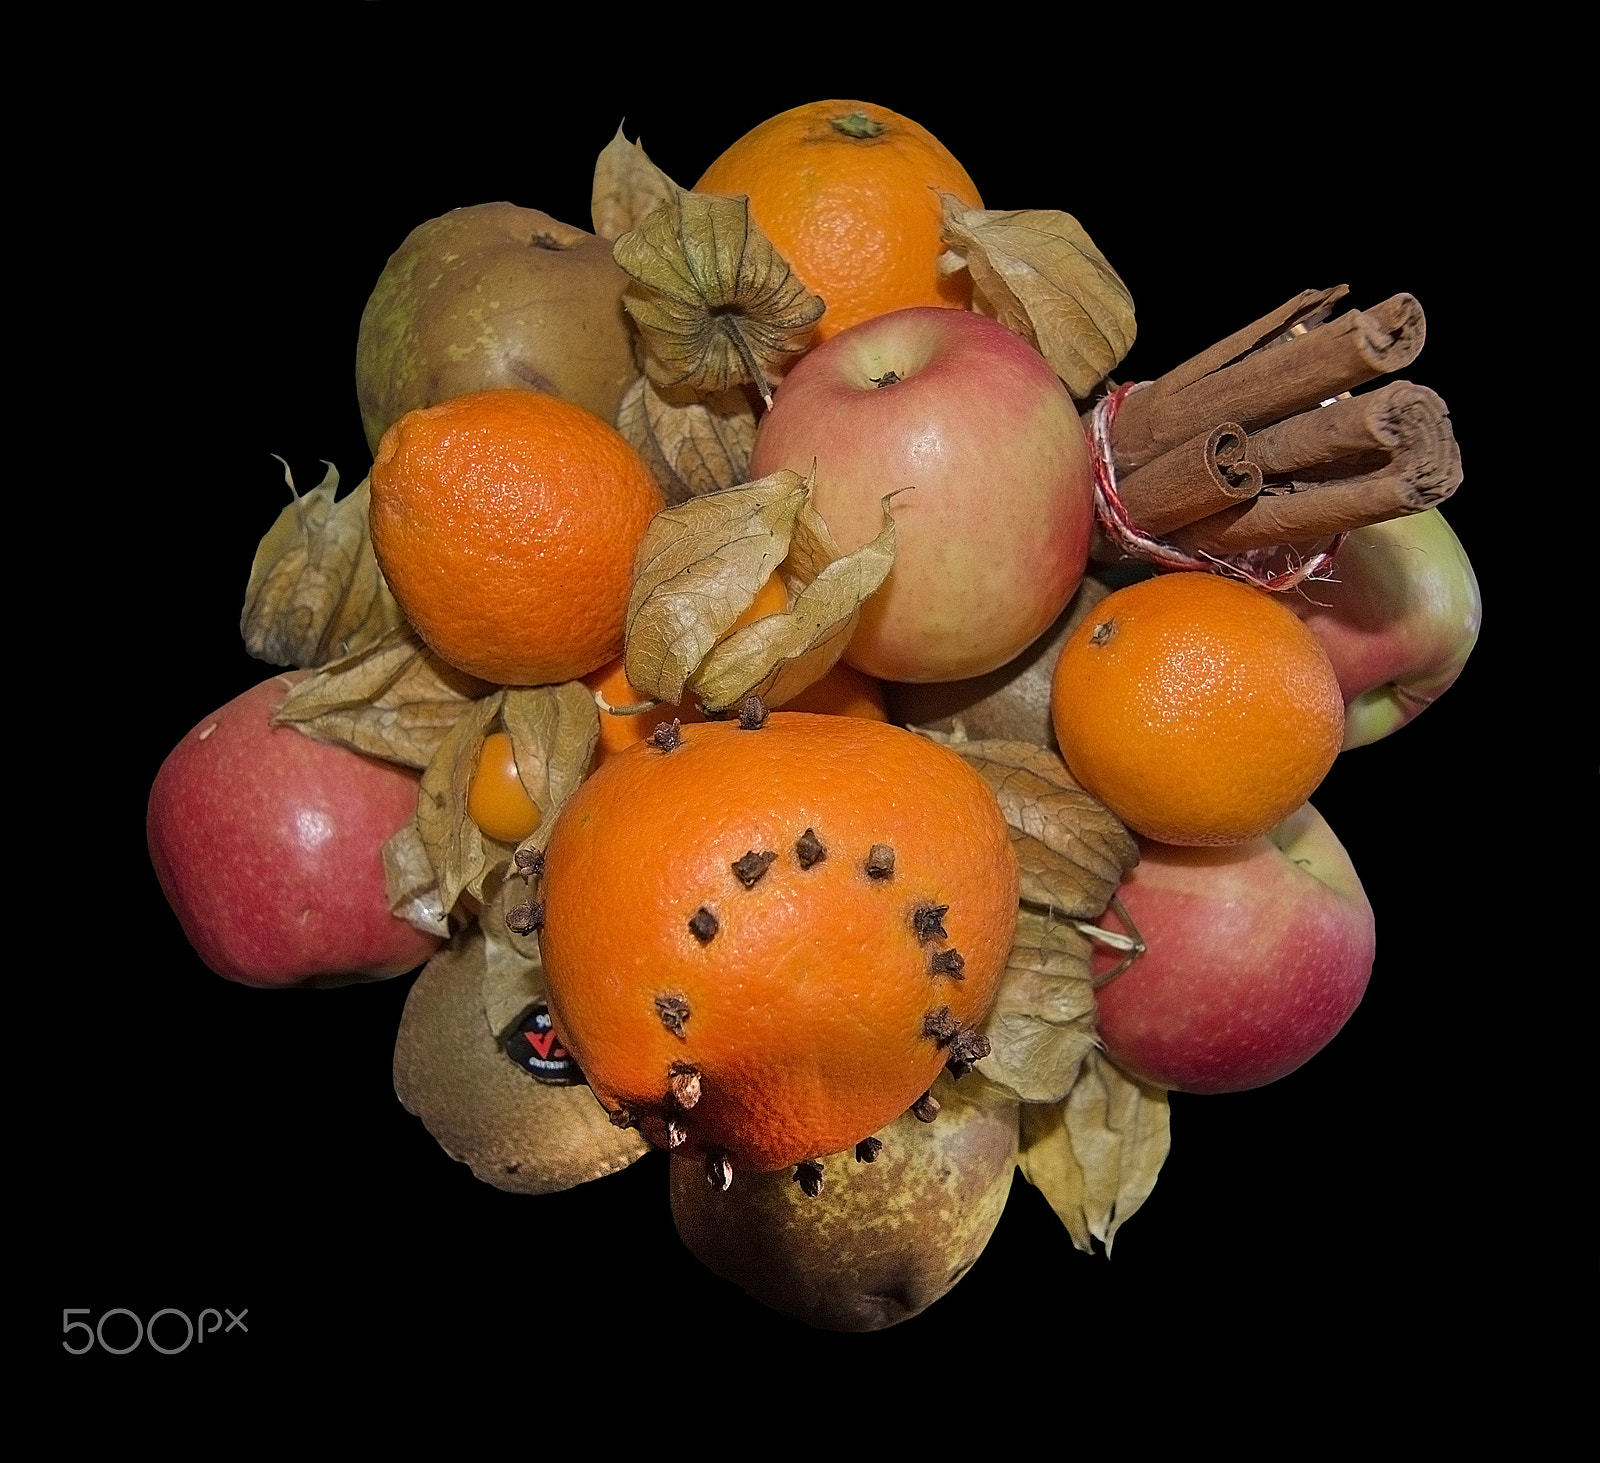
[1109,286,1426,474]
[1111,420,1262,536]
[1169,383,1463,556]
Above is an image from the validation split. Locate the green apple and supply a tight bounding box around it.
[1287,509,1481,749]
[356,202,637,454]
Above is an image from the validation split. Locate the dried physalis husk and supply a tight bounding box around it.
[614,187,824,405]
[623,471,809,705]
[939,197,1136,400]
[414,691,503,918]
[590,125,678,242]
[382,817,449,939]
[242,460,407,669]
[974,908,1098,1105]
[615,374,757,504]
[500,682,599,829]
[480,869,546,1036]
[390,680,600,931]
[689,494,897,714]
[1017,1048,1171,1254]
[270,626,494,770]
[935,738,1139,917]
[393,923,649,1196]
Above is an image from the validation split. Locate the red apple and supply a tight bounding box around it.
[1091,802,1375,1094]
[147,673,444,988]
[1288,508,1481,750]
[748,307,1095,683]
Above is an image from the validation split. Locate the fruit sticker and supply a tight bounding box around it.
[504,1005,586,1087]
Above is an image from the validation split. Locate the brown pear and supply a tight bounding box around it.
[887,574,1112,747]
[669,1072,1019,1331]
[356,203,638,454]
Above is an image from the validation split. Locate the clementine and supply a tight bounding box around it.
[1050,572,1345,846]
[369,389,663,686]
[694,100,982,342]
[537,713,1019,1176]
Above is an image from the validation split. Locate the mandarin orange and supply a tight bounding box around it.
[536,713,1018,1175]
[695,100,982,342]
[1050,572,1345,846]
[369,389,663,686]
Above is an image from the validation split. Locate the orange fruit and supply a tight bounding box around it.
[694,100,983,342]
[538,713,1019,1175]
[781,660,887,721]
[369,389,663,685]
[466,732,542,844]
[1050,572,1345,846]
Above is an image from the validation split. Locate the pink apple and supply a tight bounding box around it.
[1091,801,1375,1094]
[1288,508,1481,750]
[748,307,1095,683]
[147,673,444,988]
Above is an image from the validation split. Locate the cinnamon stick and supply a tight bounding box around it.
[1246,380,1454,480]
[1110,287,1425,473]
[1169,435,1462,556]
[1113,420,1263,536]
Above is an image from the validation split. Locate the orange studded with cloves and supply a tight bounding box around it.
[536,712,1019,1176]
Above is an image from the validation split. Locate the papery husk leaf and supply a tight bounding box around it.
[382,817,450,939]
[976,908,1098,1104]
[615,373,756,504]
[614,188,823,399]
[393,925,650,1196]
[590,125,677,242]
[242,461,408,669]
[689,494,897,713]
[1018,1049,1170,1255]
[779,494,845,592]
[623,472,808,704]
[270,625,494,770]
[940,197,1136,399]
[947,740,1139,917]
[480,867,546,1037]
[501,682,600,820]
[416,692,503,920]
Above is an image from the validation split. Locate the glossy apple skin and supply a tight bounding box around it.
[1289,509,1481,750]
[147,674,443,988]
[748,307,1094,683]
[1092,802,1375,1094]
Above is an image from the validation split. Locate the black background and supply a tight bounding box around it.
[48,5,1571,1397]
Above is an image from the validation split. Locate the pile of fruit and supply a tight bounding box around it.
[146,101,1482,1331]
